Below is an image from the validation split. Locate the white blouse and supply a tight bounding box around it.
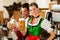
[26,17,53,33]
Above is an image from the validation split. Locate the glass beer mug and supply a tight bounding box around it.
[19,18,25,30]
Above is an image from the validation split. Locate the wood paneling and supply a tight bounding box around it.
[49,2,56,10]
[39,8,49,10]
[0,11,3,24]
[39,11,46,19]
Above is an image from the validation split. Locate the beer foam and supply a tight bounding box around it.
[19,18,25,21]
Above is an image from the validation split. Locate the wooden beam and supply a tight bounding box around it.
[39,8,49,10]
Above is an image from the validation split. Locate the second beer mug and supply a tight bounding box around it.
[19,18,25,30]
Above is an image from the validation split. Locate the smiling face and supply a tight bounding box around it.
[29,3,39,17]
[29,6,39,17]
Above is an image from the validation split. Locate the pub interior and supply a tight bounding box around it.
[0,0,60,40]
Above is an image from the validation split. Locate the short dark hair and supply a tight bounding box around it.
[30,2,38,8]
[21,3,29,10]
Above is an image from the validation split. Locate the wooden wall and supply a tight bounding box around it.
[39,11,46,19]
[49,2,56,10]
[0,11,3,24]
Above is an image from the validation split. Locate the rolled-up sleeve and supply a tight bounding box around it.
[41,19,53,33]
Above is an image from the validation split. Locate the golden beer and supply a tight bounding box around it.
[19,18,25,30]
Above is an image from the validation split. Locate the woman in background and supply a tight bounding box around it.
[7,3,29,40]
[25,2,55,40]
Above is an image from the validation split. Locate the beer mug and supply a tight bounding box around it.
[19,18,25,30]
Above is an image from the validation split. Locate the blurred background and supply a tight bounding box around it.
[0,0,60,40]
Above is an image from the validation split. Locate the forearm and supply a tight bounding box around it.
[47,35,54,40]
[47,31,55,40]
